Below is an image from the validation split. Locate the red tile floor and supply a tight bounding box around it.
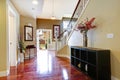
[0,50,91,80]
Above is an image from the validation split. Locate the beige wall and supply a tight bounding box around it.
[37,19,61,29]
[20,15,36,46]
[37,19,62,40]
[0,0,7,71]
[78,0,120,79]
[0,0,7,72]
[57,45,70,58]
[0,0,20,75]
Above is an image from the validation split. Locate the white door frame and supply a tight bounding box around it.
[37,29,52,50]
[8,4,17,67]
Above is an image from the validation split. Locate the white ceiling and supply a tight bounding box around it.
[10,0,78,20]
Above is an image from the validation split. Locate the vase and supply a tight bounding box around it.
[20,53,24,62]
[83,31,88,47]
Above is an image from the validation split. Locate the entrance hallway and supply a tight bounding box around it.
[0,50,91,80]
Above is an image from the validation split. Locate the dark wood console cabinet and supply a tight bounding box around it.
[71,46,111,80]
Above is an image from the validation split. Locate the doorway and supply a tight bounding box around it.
[37,29,53,50]
[8,5,17,67]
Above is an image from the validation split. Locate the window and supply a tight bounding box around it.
[63,21,69,30]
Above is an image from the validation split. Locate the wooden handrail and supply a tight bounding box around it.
[68,0,81,28]
[58,30,67,39]
[67,0,90,41]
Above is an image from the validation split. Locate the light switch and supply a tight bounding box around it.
[107,33,114,38]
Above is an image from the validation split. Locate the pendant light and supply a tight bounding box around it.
[51,0,56,20]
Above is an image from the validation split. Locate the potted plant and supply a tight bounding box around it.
[19,40,26,62]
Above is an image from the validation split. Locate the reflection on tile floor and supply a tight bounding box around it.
[0,50,91,80]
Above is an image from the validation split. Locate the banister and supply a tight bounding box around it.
[67,0,90,41]
[68,0,81,29]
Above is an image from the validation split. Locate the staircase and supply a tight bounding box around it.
[67,0,90,40]
[56,0,90,58]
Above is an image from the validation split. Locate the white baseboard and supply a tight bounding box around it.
[111,76,119,80]
[0,70,9,77]
[56,54,70,59]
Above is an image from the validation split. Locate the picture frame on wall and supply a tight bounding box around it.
[24,25,33,41]
[53,25,60,38]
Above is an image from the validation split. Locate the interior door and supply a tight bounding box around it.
[8,10,17,66]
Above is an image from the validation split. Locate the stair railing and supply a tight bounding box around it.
[67,0,90,39]
[56,0,90,51]
[55,30,67,51]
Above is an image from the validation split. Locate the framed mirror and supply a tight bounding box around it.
[24,25,33,41]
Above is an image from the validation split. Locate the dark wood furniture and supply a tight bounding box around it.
[71,46,111,80]
[25,45,36,59]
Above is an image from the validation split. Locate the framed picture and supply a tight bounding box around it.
[53,25,60,38]
[24,25,33,41]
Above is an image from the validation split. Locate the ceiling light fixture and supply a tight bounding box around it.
[32,0,38,5]
[51,0,56,20]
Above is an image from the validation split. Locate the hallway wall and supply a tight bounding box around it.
[0,0,7,75]
[37,19,61,40]
[37,19,61,29]
[20,15,36,46]
[0,0,20,76]
[69,0,120,79]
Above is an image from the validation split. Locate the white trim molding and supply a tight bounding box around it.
[0,70,9,77]
[111,76,119,80]
[56,54,70,59]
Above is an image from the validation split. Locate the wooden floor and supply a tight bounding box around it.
[0,50,91,80]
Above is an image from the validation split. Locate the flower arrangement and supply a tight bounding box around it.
[77,17,96,33]
[75,17,96,47]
